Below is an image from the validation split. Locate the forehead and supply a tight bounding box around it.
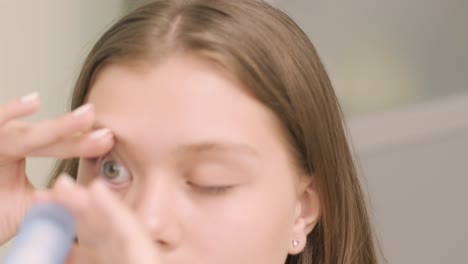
[86,56,285,161]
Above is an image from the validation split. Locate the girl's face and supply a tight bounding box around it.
[76,55,319,264]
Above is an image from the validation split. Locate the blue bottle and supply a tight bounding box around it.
[3,202,76,264]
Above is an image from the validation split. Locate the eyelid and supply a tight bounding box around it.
[190,162,240,182]
[83,149,115,164]
[188,182,234,195]
[96,148,126,166]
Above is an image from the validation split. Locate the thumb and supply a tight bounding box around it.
[51,175,160,264]
[65,243,97,264]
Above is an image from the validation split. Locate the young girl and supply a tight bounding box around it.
[0,0,381,263]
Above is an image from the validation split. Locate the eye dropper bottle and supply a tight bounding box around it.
[3,202,76,264]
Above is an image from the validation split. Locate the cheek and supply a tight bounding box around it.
[187,182,296,263]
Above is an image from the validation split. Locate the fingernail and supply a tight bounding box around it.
[33,190,52,203]
[93,179,110,194]
[92,179,115,201]
[56,174,76,189]
[20,92,40,103]
[89,128,112,139]
[72,104,93,117]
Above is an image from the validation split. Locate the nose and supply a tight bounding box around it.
[131,173,183,250]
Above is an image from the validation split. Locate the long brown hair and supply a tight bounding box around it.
[50,0,381,263]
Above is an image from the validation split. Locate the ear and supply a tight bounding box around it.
[288,175,321,255]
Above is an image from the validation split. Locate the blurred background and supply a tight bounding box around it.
[0,0,467,263]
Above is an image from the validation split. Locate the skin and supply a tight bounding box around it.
[0,56,320,264]
[0,92,113,246]
[39,54,321,264]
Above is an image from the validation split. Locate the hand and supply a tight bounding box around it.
[37,176,160,264]
[0,92,114,245]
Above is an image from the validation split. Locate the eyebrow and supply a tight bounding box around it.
[92,121,258,158]
[176,141,259,159]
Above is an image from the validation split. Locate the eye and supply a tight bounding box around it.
[188,182,234,195]
[98,156,131,186]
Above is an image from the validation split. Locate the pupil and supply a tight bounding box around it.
[103,160,119,178]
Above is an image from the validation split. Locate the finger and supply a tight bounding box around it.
[87,180,159,263]
[0,92,40,126]
[51,176,159,264]
[21,104,96,151]
[0,104,96,156]
[49,176,97,245]
[32,189,54,204]
[65,243,97,264]
[30,189,95,264]
[50,176,107,245]
[52,176,133,241]
[50,175,89,217]
[29,128,114,158]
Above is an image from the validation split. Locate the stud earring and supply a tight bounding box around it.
[292,240,299,247]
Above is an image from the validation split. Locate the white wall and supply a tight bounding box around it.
[362,129,468,263]
[349,94,468,263]
[0,0,125,258]
[275,0,468,262]
[0,0,126,185]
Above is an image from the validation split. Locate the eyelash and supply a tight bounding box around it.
[189,183,233,195]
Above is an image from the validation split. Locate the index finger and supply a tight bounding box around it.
[0,92,40,126]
